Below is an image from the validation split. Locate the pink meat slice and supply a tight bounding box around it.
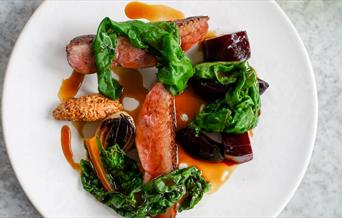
[66,16,209,74]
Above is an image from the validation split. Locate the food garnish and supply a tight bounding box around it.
[53,94,122,121]
[66,16,208,74]
[191,61,260,134]
[93,17,194,99]
[95,111,135,151]
[81,140,209,217]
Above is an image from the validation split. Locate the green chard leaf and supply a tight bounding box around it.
[81,142,209,218]
[191,61,261,134]
[93,17,194,99]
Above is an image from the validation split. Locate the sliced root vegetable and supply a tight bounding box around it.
[222,132,253,163]
[203,31,251,62]
[258,78,269,95]
[190,78,227,102]
[177,127,224,162]
[84,137,113,191]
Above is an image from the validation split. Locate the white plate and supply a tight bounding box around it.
[2,0,317,217]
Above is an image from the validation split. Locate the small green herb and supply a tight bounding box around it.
[192,61,260,133]
[81,143,209,217]
[93,17,194,99]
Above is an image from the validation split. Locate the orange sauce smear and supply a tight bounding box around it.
[61,125,80,171]
[58,70,85,102]
[125,1,184,22]
[176,86,236,193]
[205,30,217,40]
[112,67,148,121]
[175,87,206,130]
[179,146,236,193]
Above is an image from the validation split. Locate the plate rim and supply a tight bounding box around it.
[1,0,318,217]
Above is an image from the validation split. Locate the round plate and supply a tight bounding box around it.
[2,1,317,217]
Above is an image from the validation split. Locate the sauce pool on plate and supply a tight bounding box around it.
[58,70,84,102]
[175,87,206,130]
[178,146,236,193]
[112,67,148,121]
[125,1,184,22]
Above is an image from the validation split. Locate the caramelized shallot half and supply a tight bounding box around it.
[96,111,135,151]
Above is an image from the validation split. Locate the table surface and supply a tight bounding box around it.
[1,0,341,217]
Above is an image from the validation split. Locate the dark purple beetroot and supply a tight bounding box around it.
[177,127,224,162]
[190,78,227,102]
[203,31,251,62]
[258,78,269,95]
[222,132,253,163]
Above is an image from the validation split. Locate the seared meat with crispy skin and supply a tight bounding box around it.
[66,16,209,74]
[135,83,177,218]
[135,83,177,182]
[52,94,122,121]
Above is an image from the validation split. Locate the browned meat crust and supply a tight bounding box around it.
[135,83,177,182]
[66,35,97,74]
[52,94,122,122]
[66,16,209,74]
[175,16,209,51]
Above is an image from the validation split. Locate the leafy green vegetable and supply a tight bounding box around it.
[192,61,260,134]
[93,17,194,99]
[81,142,209,217]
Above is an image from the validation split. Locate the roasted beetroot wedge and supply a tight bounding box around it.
[222,132,253,163]
[203,31,251,62]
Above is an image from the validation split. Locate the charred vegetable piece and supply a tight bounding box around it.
[177,127,224,162]
[203,31,251,62]
[190,78,227,102]
[258,78,269,95]
[222,132,253,163]
[96,111,135,151]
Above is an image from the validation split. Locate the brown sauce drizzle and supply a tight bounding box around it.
[175,87,206,130]
[112,67,148,121]
[178,146,236,193]
[125,1,184,22]
[175,87,236,193]
[61,125,80,171]
[58,70,84,102]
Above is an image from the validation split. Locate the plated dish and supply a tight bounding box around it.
[3,1,317,217]
[50,2,270,217]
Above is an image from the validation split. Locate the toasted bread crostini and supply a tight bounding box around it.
[53,94,122,122]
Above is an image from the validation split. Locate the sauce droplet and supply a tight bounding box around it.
[175,87,206,130]
[205,30,217,40]
[125,1,184,22]
[178,146,236,193]
[58,70,85,102]
[61,125,80,171]
[112,67,148,121]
